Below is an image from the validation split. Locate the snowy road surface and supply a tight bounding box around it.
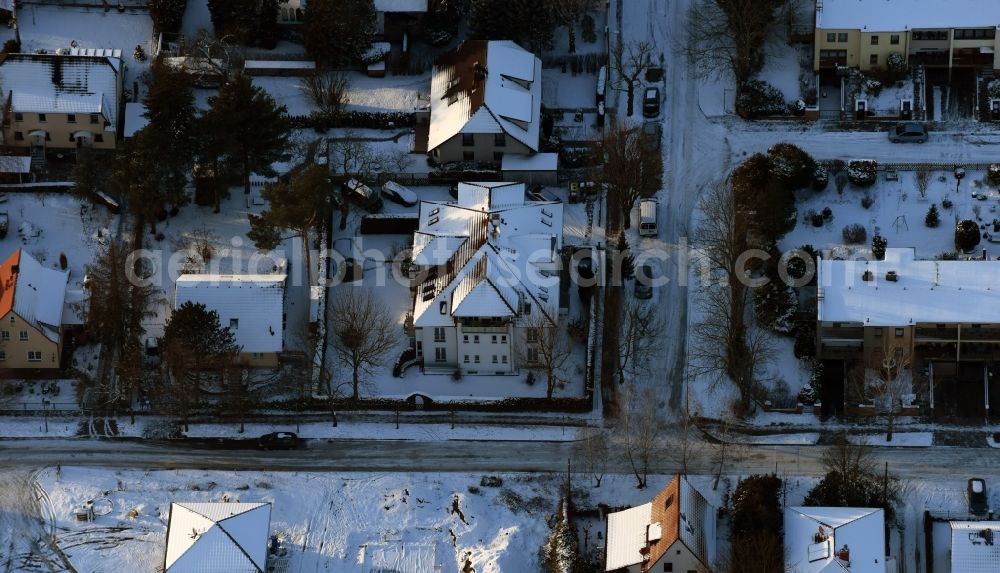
[1,439,1000,479]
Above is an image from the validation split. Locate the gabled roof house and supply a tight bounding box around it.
[784,507,886,573]
[605,475,716,573]
[0,50,124,151]
[0,249,69,369]
[411,182,562,374]
[427,40,542,164]
[174,274,286,368]
[164,502,272,573]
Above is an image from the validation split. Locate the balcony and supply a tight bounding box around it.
[460,325,509,334]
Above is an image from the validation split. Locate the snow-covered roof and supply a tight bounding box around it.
[374,0,427,12]
[502,152,558,172]
[0,249,69,343]
[164,502,271,573]
[411,182,561,328]
[818,248,1000,326]
[605,502,652,571]
[784,507,885,573]
[123,102,148,138]
[0,53,121,131]
[174,274,286,353]
[951,521,1000,573]
[428,40,542,153]
[816,0,1000,32]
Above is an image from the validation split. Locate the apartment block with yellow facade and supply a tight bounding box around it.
[814,0,1000,72]
[0,249,69,370]
[0,50,123,153]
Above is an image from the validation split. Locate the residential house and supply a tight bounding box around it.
[784,506,887,573]
[174,274,287,368]
[604,474,716,573]
[0,50,123,154]
[950,521,1000,573]
[410,182,562,375]
[0,249,69,370]
[813,0,1000,72]
[277,0,427,34]
[427,40,542,165]
[817,248,1000,416]
[163,502,271,573]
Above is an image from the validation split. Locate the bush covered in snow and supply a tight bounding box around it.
[864,77,883,97]
[767,143,818,191]
[812,165,829,191]
[797,383,817,405]
[753,280,798,334]
[885,52,908,81]
[737,79,786,118]
[989,163,1000,185]
[871,233,887,260]
[955,219,982,252]
[989,79,1000,100]
[847,159,877,186]
[842,223,867,244]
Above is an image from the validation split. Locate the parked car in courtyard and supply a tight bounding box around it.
[343,178,383,212]
[969,478,988,514]
[888,122,928,143]
[642,86,661,118]
[381,181,418,206]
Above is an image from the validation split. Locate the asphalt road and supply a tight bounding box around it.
[3,438,1000,479]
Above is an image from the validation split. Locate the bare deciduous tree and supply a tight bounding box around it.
[173,226,219,273]
[916,167,930,199]
[616,297,664,385]
[616,386,663,489]
[302,71,351,116]
[594,121,661,232]
[611,40,655,117]
[683,0,784,91]
[548,0,599,54]
[517,315,572,400]
[572,427,610,487]
[690,181,773,411]
[852,338,914,442]
[328,131,413,181]
[328,289,400,401]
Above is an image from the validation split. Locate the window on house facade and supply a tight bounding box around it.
[838,33,848,42]
[492,355,498,364]
[9,316,14,324]
[0,330,7,341]
[67,114,76,123]
[462,133,475,146]
[14,131,22,141]
[251,352,263,358]
[526,328,539,343]
[527,347,539,363]
[463,335,469,343]
[19,331,27,341]
[501,335,507,343]
[819,50,847,60]
[874,328,883,337]
[27,351,41,362]
[494,133,506,146]
[826,33,835,42]
[90,114,100,124]
[464,355,470,363]
[870,54,878,65]
[434,347,447,362]
[0,351,5,361]
[434,327,446,342]
[890,34,900,44]
[415,341,423,355]
[493,151,503,162]
[230,318,239,329]
[68,134,75,142]
[894,328,904,337]
[663,564,673,572]
[474,355,480,363]
[870,35,879,45]
[94,134,103,143]
[501,355,508,363]
[474,335,480,343]
[463,151,474,161]
[38,113,46,122]
[913,30,948,41]
[439,301,447,314]
[955,29,996,40]
[13,112,22,121]
[491,335,497,343]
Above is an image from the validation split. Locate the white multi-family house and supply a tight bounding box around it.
[410,182,562,375]
[427,40,542,164]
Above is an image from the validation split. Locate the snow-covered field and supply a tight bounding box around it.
[37,467,657,573]
[254,72,432,117]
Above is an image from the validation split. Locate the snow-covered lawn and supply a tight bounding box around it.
[38,467,627,573]
[848,432,934,447]
[738,432,820,445]
[756,38,808,104]
[0,193,116,291]
[781,169,1000,260]
[0,417,79,437]
[183,420,584,441]
[254,72,432,117]
[542,70,599,109]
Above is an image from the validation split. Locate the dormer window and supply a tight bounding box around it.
[230,318,238,329]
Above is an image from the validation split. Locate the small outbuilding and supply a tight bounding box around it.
[164,502,272,573]
[501,153,559,186]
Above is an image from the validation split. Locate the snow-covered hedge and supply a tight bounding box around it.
[737,79,786,118]
[847,159,877,186]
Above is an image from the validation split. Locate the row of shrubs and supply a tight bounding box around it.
[286,110,416,131]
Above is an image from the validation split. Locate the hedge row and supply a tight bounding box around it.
[286,110,416,130]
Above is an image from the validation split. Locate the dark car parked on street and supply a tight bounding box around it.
[258,432,299,450]
[642,87,661,118]
[969,478,988,514]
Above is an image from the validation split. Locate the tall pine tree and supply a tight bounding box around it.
[201,74,290,196]
[143,59,197,211]
[304,0,376,68]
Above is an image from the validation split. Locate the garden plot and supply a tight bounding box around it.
[781,168,1000,260]
[756,37,811,104]
[542,69,600,109]
[0,193,116,290]
[254,72,432,117]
